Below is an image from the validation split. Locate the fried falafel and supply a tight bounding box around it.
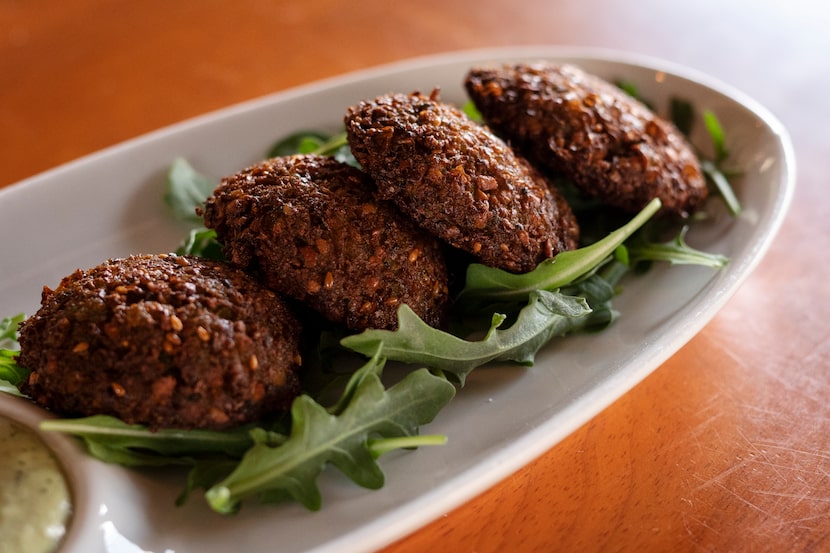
[465,63,708,217]
[345,90,580,274]
[17,254,303,430]
[201,154,450,331]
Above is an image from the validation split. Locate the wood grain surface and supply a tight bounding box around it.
[1,1,828,551]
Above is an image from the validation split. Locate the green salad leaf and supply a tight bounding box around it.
[342,290,590,385]
[614,79,655,111]
[0,314,27,396]
[39,415,284,506]
[665,100,741,217]
[461,100,483,122]
[175,227,225,260]
[40,415,262,463]
[456,198,661,307]
[34,346,452,513]
[701,158,742,217]
[700,109,742,216]
[165,158,215,224]
[670,97,696,136]
[267,130,332,157]
[0,349,28,397]
[626,225,728,268]
[0,313,23,346]
[205,358,455,512]
[165,160,226,258]
[703,109,729,164]
[268,130,357,167]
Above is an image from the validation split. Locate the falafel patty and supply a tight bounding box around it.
[465,63,708,217]
[345,90,579,274]
[202,154,450,331]
[18,254,303,430]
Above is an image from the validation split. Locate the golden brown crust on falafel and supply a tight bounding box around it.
[345,90,579,273]
[202,154,450,331]
[465,63,708,217]
[18,254,303,430]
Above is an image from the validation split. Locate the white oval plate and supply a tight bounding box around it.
[0,46,794,553]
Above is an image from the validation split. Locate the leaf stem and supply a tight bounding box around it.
[628,226,729,268]
[311,132,349,157]
[701,159,742,216]
[368,434,448,457]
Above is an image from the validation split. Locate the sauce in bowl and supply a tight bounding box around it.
[0,416,72,553]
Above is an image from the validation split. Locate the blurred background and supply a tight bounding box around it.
[1,0,827,188]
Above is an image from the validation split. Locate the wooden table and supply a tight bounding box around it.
[2,1,828,551]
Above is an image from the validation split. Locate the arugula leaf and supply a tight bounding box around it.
[703,109,729,164]
[0,314,28,396]
[39,415,279,505]
[615,79,639,99]
[177,459,242,506]
[560,264,625,332]
[701,159,742,217]
[627,225,729,268]
[0,349,28,396]
[670,97,696,136]
[175,227,225,260]
[205,364,455,512]
[38,350,452,512]
[461,100,483,122]
[342,290,591,385]
[267,131,331,157]
[164,160,225,257]
[165,158,215,224]
[693,109,741,216]
[40,415,261,462]
[326,342,386,415]
[267,130,358,167]
[0,313,23,345]
[455,198,661,306]
[614,80,655,110]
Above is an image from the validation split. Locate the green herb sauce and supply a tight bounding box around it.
[0,417,71,553]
